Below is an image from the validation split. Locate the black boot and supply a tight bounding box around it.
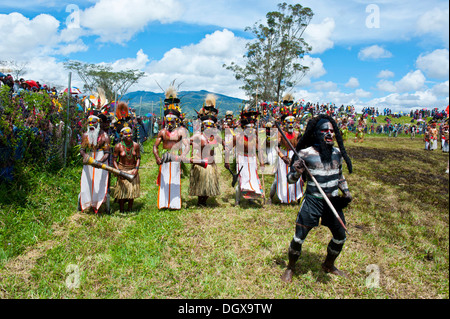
[281,248,300,283]
[321,250,347,278]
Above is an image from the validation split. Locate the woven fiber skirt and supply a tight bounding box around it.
[113,163,140,199]
[189,163,220,197]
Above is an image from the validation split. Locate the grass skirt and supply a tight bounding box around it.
[113,163,140,199]
[189,163,220,197]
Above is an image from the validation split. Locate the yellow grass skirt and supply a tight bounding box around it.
[189,163,220,197]
[113,163,140,199]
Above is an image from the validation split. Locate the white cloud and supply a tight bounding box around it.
[19,56,72,88]
[111,49,150,71]
[345,77,359,88]
[377,70,426,93]
[367,90,441,109]
[416,7,449,46]
[55,40,89,55]
[313,81,337,91]
[354,89,371,98]
[303,17,335,54]
[136,29,248,98]
[431,80,449,97]
[0,12,60,59]
[377,70,395,78]
[416,49,449,80]
[297,55,326,87]
[358,45,393,60]
[396,70,426,92]
[377,79,397,92]
[80,0,183,43]
[358,44,392,60]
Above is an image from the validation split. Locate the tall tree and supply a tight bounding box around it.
[0,60,28,79]
[224,2,313,103]
[64,60,146,102]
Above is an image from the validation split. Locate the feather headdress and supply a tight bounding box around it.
[164,86,181,117]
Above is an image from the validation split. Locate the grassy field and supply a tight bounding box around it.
[0,131,448,300]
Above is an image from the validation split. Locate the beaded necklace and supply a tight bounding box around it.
[121,140,134,159]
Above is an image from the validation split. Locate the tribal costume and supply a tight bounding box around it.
[269,94,304,204]
[234,104,265,205]
[112,126,141,212]
[281,114,353,282]
[429,121,438,151]
[442,120,449,153]
[114,162,140,199]
[354,116,365,143]
[189,94,222,205]
[79,115,111,213]
[264,121,278,172]
[153,86,184,210]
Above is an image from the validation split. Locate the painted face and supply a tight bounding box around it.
[165,115,178,131]
[87,116,100,131]
[121,127,132,141]
[315,120,335,145]
[285,116,295,133]
[202,119,215,130]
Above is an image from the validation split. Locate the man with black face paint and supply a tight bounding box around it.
[280,114,353,283]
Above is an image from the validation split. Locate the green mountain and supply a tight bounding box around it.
[123,90,246,119]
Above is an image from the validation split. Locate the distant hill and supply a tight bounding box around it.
[122,90,246,118]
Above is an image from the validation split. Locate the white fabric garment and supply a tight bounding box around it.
[266,145,278,174]
[430,139,438,150]
[80,150,109,212]
[158,161,181,209]
[276,149,304,203]
[237,154,263,198]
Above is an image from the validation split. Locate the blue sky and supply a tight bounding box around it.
[0,0,448,112]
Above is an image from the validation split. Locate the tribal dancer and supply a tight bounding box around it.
[281,114,353,283]
[112,101,133,146]
[268,94,304,204]
[153,86,188,209]
[429,120,438,151]
[424,124,431,150]
[112,126,141,213]
[232,104,265,206]
[442,119,449,153]
[340,116,349,142]
[79,115,111,213]
[189,94,228,206]
[354,116,365,143]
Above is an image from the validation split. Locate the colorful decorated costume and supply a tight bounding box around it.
[153,86,184,210]
[269,93,304,204]
[79,114,111,213]
[189,94,222,206]
[234,104,265,205]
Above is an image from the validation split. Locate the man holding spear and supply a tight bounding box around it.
[278,114,353,282]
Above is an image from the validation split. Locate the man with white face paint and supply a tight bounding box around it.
[280,114,353,283]
[79,115,111,213]
[188,94,228,206]
[153,86,188,210]
[230,104,265,206]
[268,94,304,204]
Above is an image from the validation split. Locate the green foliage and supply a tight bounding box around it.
[224,2,313,101]
[64,60,146,101]
[0,86,83,183]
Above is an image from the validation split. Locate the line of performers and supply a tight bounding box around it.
[78,86,354,281]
